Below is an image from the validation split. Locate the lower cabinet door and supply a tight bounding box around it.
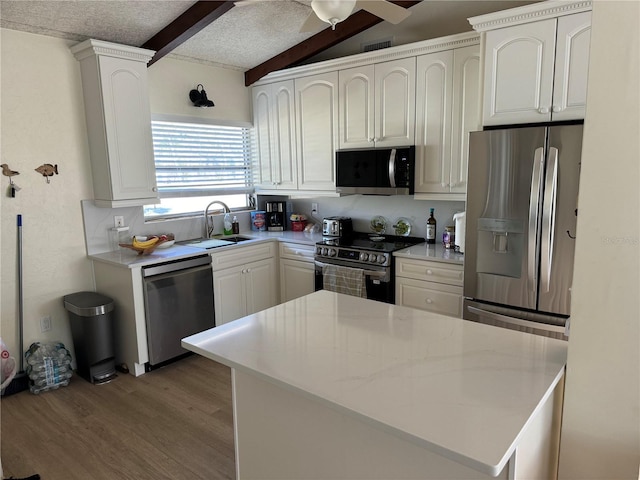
[396,277,463,318]
[213,265,246,326]
[280,258,315,303]
[245,258,278,315]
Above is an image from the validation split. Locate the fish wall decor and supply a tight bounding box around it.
[35,164,58,183]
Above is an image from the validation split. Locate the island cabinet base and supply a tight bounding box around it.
[231,369,564,479]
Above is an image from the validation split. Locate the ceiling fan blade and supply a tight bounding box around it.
[300,10,329,33]
[356,0,411,24]
[234,0,262,6]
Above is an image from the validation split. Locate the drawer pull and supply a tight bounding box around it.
[426,299,433,304]
[426,269,433,275]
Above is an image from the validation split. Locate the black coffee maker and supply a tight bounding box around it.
[265,201,286,231]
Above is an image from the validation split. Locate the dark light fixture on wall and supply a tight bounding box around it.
[189,84,214,107]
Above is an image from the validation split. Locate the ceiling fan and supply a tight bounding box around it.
[235,0,412,32]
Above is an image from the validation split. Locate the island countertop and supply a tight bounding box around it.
[182,290,567,476]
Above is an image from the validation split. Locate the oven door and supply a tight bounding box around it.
[314,259,394,303]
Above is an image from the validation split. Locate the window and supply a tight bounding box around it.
[144,120,253,218]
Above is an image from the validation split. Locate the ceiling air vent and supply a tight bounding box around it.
[361,37,393,53]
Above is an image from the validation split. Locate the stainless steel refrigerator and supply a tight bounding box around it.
[463,124,583,339]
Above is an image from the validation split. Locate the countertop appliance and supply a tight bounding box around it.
[453,211,466,253]
[142,255,215,367]
[336,146,415,195]
[265,201,286,231]
[322,216,353,238]
[463,124,583,339]
[314,232,424,304]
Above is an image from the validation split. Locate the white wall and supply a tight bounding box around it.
[558,1,640,478]
[148,56,250,125]
[0,29,252,364]
[0,30,95,361]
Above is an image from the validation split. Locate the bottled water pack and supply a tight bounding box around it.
[25,342,73,394]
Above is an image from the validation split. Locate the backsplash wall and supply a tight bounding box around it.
[288,195,464,240]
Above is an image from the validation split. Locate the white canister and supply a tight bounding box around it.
[453,211,466,253]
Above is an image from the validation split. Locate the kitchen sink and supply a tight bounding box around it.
[220,235,253,243]
[181,236,254,249]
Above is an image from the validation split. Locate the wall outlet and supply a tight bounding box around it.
[40,315,52,333]
[311,203,319,215]
[114,215,125,228]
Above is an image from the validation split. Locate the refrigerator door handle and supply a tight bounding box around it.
[467,306,566,334]
[388,149,397,188]
[528,147,544,293]
[541,147,559,292]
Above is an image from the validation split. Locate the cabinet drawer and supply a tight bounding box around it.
[279,242,315,262]
[396,278,463,318]
[211,241,276,271]
[395,258,463,286]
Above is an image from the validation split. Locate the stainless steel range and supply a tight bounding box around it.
[314,233,424,304]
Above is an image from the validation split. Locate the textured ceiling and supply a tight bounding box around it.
[0,1,540,72]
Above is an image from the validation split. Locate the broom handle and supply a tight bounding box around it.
[17,214,23,372]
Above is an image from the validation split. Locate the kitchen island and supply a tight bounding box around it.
[182,290,567,479]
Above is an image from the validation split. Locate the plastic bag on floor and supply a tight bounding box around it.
[25,342,73,394]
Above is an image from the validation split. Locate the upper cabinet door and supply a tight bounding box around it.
[252,81,297,191]
[552,12,592,122]
[374,57,416,148]
[449,45,481,194]
[71,39,158,208]
[339,65,375,149]
[483,19,557,126]
[414,44,480,198]
[272,81,298,190]
[252,85,276,188]
[295,72,338,191]
[414,50,454,194]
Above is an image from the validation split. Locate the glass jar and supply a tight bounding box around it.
[443,226,455,249]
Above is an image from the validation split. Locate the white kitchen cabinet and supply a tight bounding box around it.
[211,242,278,326]
[472,4,591,126]
[552,12,592,122]
[295,72,339,191]
[279,242,316,302]
[395,257,464,318]
[252,81,298,191]
[414,45,480,199]
[338,57,416,149]
[71,39,158,208]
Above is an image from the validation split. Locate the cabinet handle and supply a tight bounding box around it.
[426,269,433,275]
[426,299,433,304]
[552,105,562,113]
[538,106,549,114]
[152,186,157,192]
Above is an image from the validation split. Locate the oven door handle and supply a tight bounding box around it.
[314,260,387,280]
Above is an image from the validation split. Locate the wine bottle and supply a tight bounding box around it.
[426,208,436,244]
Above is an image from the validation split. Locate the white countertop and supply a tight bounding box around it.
[182,290,567,476]
[394,242,464,265]
[88,230,324,268]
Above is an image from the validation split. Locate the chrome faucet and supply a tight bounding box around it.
[203,201,230,238]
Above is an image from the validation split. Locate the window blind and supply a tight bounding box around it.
[151,120,253,198]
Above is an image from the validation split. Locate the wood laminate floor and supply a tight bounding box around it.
[1,355,235,480]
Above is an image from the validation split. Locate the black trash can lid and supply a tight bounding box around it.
[63,291,114,316]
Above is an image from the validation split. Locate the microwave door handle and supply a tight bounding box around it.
[528,147,544,296]
[541,147,559,293]
[388,149,397,188]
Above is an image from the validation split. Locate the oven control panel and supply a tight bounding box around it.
[315,246,390,267]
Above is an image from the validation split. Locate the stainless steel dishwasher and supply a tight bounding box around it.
[142,255,215,368]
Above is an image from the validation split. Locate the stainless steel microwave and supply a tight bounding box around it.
[335,146,415,195]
